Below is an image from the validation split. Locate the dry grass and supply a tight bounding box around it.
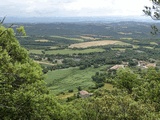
[80,36,97,40]
[57,93,75,99]
[118,32,132,35]
[104,83,115,90]
[150,42,158,45]
[35,61,55,66]
[69,40,119,48]
[35,39,49,42]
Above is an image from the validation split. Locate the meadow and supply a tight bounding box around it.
[29,48,105,55]
[50,35,84,42]
[44,66,107,94]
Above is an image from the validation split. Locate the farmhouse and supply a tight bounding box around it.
[146,63,156,68]
[137,61,156,69]
[79,90,93,98]
[109,65,125,70]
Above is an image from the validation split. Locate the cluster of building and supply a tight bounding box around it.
[79,60,156,98]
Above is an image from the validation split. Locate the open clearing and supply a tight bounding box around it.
[35,61,55,66]
[46,48,105,55]
[29,48,105,55]
[35,39,50,42]
[50,35,84,42]
[57,83,114,99]
[80,36,98,40]
[120,37,133,40]
[45,66,107,94]
[69,40,120,48]
[118,32,132,35]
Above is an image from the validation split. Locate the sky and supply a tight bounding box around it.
[0,0,152,17]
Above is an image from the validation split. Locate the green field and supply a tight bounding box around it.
[29,48,105,55]
[114,41,132,46]
[28,49,43,54]
[44,66,107,94]
[50,35,84,42]
[120,37,133,40]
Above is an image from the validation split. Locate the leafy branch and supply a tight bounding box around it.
[143,0,160,35]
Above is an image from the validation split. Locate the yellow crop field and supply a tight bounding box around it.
[69,40,119,48]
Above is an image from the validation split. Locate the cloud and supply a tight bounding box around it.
[0,0,74,17]
[0,0,152,17]
[64,0,152,16]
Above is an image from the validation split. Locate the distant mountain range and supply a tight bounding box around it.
[2,16,160,23]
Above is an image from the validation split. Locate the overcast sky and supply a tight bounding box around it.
[0,0,152,17]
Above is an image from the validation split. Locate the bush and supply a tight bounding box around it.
[68,89,74,93]
[95,83,105,88]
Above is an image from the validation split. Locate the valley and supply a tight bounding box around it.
[13,21,160,97]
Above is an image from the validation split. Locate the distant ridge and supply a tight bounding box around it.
[2,16,159,23]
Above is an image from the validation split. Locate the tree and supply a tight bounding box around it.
[0,23,62,119]
[143,0,160,35]
[133,68,160,111]
[143,0,160,20]
[16,26,26,36]
[71,94,159,120]
[115,68,139,94]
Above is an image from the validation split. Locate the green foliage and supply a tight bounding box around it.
[143,0,160,20]
[133,68,160,111]
[116,68,140,94]
[70,93,159,120]
[0,24,62,119]
[45,66,106,94]
[2,84,63,120]
[143,67,160,81]
[143,0,160,35]
[91,72,106,89]
[128,59,138,66]
[16,26,26,36]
